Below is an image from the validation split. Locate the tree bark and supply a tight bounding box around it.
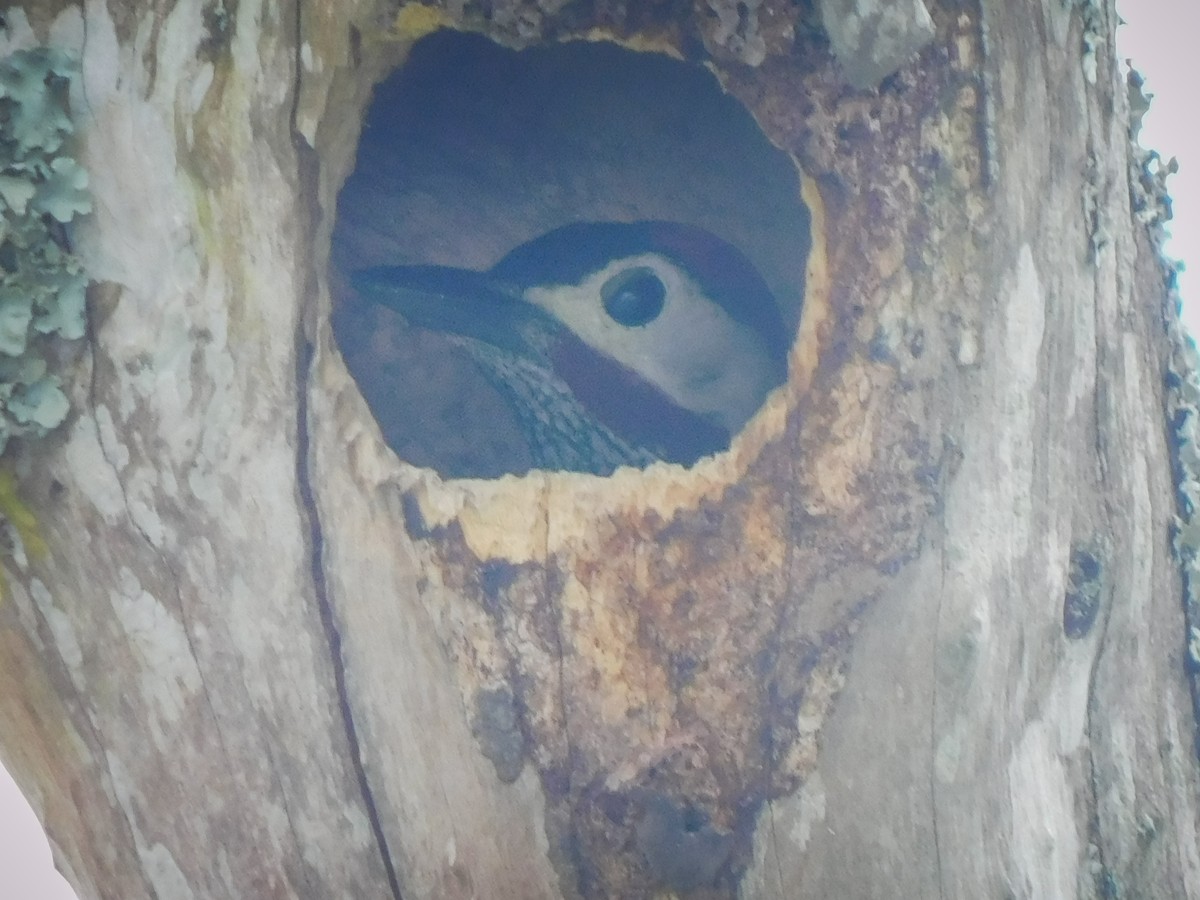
[0,1,1196,898]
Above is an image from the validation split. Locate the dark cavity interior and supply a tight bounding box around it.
[332,30,810,479]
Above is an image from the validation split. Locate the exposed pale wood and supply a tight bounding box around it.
[0,0,1195,898]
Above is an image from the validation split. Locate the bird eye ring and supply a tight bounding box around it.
[601,267,666,327]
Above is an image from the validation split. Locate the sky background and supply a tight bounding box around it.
[1,3,1195,897]
[1121,0,1196,329]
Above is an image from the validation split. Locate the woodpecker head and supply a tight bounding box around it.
[352,221,789,475]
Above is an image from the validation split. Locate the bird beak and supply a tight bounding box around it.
[351,265,551,356]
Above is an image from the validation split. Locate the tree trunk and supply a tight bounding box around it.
[1,1,1196,898]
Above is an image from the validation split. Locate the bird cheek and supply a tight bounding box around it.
[684,365,725,394]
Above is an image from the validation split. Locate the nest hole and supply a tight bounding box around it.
[332,29,810,479]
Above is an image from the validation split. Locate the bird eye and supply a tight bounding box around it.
[601,267,665,327]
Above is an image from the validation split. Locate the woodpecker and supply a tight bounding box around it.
[351,221,789,476]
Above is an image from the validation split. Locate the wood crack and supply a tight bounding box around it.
[929,465,948,900]
[295,334,404,900]
[289,6,401,888]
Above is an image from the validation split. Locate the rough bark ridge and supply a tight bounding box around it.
[0,0,1194,898]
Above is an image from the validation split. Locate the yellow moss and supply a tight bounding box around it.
[0,470,47,562]
[392,4,451,42]
[577,27,684,60]
[796,172,830,392]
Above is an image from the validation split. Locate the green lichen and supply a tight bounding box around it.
[1164,264,1200,758]
[0,46,90,454]
[1134,55,1200,757]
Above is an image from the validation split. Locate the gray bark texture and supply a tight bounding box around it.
[0,0,1197,898]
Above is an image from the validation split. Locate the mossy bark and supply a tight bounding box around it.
[0,1,1196,898]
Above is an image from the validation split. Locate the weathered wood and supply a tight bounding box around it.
[0,0,1196,898]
